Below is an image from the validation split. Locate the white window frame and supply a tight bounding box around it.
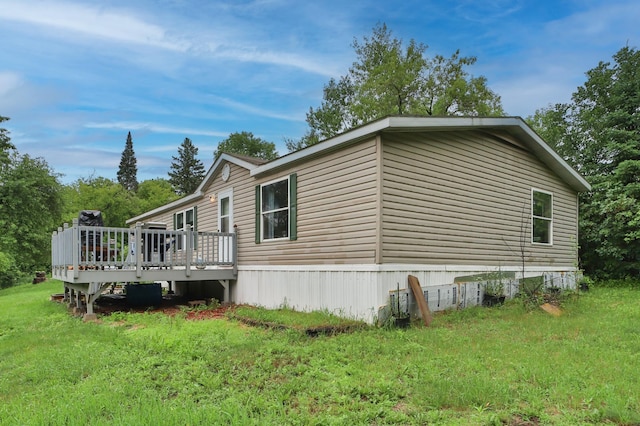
[531,188,553,245]
[260,176,290,242]
[175,207,196,250]
[218,188,233,233]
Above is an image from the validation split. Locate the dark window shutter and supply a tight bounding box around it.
[255,185,261,244]
[289,173,297,241]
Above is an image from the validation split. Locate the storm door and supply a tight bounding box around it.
[217,189,233,262]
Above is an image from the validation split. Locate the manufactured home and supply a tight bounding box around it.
[52,116,591,322]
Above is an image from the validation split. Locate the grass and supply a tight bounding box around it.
[227,305,368,335]
[1,280,640,425]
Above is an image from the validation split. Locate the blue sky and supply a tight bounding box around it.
[1,0,639,184]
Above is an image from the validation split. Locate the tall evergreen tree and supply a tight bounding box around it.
[117,132,138,192]
[168,137,206,195]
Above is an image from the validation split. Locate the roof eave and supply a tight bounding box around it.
[251,116,591,192]
[126,152,261,225]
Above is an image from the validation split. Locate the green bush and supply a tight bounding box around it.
[0,251,19,289]
[593,278,640,289]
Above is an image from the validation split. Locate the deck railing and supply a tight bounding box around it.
[51,219,237,280]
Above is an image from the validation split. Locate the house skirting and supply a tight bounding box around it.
[232,264,578,324]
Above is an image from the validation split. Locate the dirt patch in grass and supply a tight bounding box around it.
[228,307,367,336]
[86,294,236,320]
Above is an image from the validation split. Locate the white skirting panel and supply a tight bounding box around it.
[233,264,578,324]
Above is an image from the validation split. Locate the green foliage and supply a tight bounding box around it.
[0,152,64,272]
[62,176,140,227]
[0,251,19,288]
[214,131,279,161]
[295,23,504,149]
[529,46,640,279]
[137,178,180,212]
[0,115,16,167]
[4,281,640,424]
[168,137,205,195]
[116,131,138,192]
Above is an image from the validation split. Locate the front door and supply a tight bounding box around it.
[218,189,233,262]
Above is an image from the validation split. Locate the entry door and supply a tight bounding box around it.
[218,189,233,262]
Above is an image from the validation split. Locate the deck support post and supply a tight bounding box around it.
[218,279,230,303]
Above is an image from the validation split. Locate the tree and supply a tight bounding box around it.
[528,46,640,278]
[62,176,140,227]
[168,138,206,195]
[0,152,64,272]
[213,131,278,161]
[0,116,16,168]
[137,178,180,212]
[296,23,503,149]
[117,132,138,192]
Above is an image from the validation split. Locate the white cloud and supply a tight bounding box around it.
[0,1,188,51]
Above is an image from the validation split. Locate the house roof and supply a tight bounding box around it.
[251,116,591,193]
[126,152,264,224]
[127,116,590,225]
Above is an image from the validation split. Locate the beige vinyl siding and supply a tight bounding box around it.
[381,131,579,267]
[237,139,379,265]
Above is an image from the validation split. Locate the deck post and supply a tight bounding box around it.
[232,227,238,276]
[219,279,230,303]
[71,220,79,279]
[185,225,192,277]
[135,222,142,278]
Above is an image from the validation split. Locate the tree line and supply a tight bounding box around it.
[0,23,638,287]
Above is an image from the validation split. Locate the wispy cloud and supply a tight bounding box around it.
[84,121,228,137]
[0,2,188,51]
[0,1,342,77]
[0,71,23,96]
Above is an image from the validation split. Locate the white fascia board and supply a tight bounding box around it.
[126,153,259,225]
[196,153,259,192]
[251,116,523,177]
[126,192,203,225]
[250,117,393,177]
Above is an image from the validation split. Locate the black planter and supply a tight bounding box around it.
[482,294,506,307]
[394,316,410,328]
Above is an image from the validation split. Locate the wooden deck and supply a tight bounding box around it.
[52,219,237,284]
[51,220,237,316]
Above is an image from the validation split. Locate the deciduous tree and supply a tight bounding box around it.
[294,23,503,150]
[0,152,63,272]
[214,131,278,161]
[529,46,640,278]
[0,116,15,168]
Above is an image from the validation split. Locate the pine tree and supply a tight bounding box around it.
[117,132,138,192]
[168,137,205,195]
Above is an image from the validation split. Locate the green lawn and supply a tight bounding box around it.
[1,280,639,425]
